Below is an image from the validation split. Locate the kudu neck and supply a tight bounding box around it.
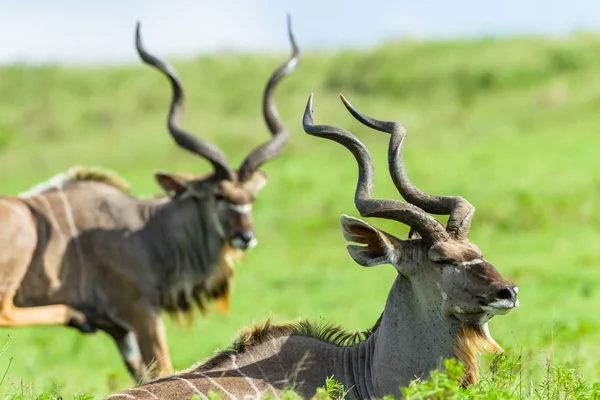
[135,196,225,280]
[138,195,222,236]
[136,195,171,222]
[355,274,462,399]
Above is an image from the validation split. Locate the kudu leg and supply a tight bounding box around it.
[92,315,147,383]
[0,297,93,332]
[130,311,173,378]
[114,331,146,382]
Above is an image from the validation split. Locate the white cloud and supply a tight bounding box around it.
[0,0,279,64]
[0,0,599,65]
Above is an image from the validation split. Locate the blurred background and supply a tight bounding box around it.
[3,0,600,64]
[0,0,599,398]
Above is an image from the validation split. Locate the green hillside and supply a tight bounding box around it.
[0,32,599,398]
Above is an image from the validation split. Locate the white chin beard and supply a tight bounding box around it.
[231,237,258,250]
[246,238,258,250]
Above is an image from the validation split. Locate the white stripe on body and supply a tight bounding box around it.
[56,188,87,301]
[189,371,237,400]
[35,195,68,245]
[18,171,71,198]
[246,350,279,397]
[271,342,291,389]
[230,354,262,398]
[30,195,68,289]
[173,377,209,400]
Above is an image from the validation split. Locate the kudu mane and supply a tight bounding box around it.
[19,165,131,197]
[183,313,383,373]
[159,242,243,325]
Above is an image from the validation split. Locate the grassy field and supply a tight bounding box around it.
[0,32,599,398]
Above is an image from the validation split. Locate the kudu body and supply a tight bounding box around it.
[108,95,519,400]
[0,19,300,382]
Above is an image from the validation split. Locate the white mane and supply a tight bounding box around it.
[18,169,76,198]
[18,165,131,198]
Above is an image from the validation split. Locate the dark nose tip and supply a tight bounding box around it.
[496,286,518,303]
[238,231,255,243]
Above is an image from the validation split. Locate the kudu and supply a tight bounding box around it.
[106,94,519,399]
[0,19,300,382]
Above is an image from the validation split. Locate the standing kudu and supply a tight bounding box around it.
[0,18,300,382]
[108,94,519,400]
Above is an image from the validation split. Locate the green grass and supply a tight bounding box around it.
[0,31,600,398]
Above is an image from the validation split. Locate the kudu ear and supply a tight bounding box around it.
[154,172,187,196]
[340,214,402,267]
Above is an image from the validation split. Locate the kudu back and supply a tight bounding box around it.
[0,17,300,382]
[106,94,518,399]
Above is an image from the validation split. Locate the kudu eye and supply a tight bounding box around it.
[432,259,455,266]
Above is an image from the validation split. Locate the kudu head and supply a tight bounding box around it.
[303,94,519,328]
[135,16,300,250]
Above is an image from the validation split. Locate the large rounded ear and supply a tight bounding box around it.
[340,214,403,267]
[154,171,187,197]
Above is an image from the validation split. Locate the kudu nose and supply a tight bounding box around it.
[231,231,256,250]
[238,231,255,243]
[496,286,518,304]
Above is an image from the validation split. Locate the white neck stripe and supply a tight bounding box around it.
[458,259,483,267]
[229,203,252,214]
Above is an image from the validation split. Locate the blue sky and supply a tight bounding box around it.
[1,0,599,65]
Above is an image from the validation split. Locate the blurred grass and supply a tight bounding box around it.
[0,32,599,398]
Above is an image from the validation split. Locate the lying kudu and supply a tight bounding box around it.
[0,18,300,382]
[106,94,519,399]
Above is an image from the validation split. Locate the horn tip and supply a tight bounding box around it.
[286,13,299,54]
[302,94,315,127]
[339,93,352,108]
[135,21,143,47]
